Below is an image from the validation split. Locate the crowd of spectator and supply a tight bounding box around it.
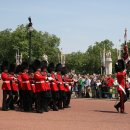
[70,73,130,99]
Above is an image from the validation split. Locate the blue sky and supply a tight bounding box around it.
[0,0,130,53]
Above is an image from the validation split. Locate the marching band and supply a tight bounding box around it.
[1,60,74,113]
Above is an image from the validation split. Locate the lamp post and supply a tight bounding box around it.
[15,48,19,65]
[28,17,33,64]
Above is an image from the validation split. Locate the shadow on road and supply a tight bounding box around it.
[94,110,118,113]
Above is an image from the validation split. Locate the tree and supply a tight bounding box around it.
[66,39,117,74]
[0,25,61,64]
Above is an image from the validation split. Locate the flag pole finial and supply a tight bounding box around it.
[124,28,127,43]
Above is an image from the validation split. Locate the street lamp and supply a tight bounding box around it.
[28,17,33,64]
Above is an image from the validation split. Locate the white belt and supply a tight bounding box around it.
[58,82,62,84]
[3,81,10,83]
[119,85,126,95]
[36,81,45,83]
[22,81,30,83]
[31,84,35,85]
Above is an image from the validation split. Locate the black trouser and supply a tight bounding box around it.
[32,93,36,110]
[36,92,43,113]
[23,90,32,112]
[115,91,127,113]
[9,91,19,109]
[65,91,71,107]
[58,90,65,109]
[51,91,59,110]
[18,90,24,109]
[43,90,52,112]
[2,90,13,110]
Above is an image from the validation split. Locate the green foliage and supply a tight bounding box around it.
[0,25,60,64]
[66,39,117,74]
[66,52,86,73]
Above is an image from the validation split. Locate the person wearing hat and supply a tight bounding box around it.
[62,67,73,108]
[28,65,36,111]
[41,60,52,112]
[8,63,18,110]
[15,65,23,110]
[21,61,32,112]
[55,63,65,109]
[33,59,47,113]
[114,59,127,113]
[48,62,59,111]
[1,61,13,111]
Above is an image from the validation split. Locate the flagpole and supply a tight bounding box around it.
[117,39,121,59]
[100,51,102,75]
[103,45,106,75]
[123,28,129,63]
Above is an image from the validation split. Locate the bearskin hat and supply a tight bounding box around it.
[1,60,9,72]
[15,65,22,74]
[21,61,29,71]
[115,59,125,73]
[55,63,62,72]
[61,66,68,75]
[41,60,48,70]
[29,64,34,73]
[48,62,55,73]
[8,63,16,73]
[33,59,41,71]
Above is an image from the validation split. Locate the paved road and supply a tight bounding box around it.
[0,89,130,130]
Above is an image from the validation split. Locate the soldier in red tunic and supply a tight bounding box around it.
[41,60,52,112]
[28,65,36,110]
[55,63,65,109]
[114,59,127,113]
[62,67,73,108]
[1,61,13,111]
[15,65,23,110]
[8,63,18,110]
[33,60,47,113]
[48,62,59,111]
[21,61,32,112]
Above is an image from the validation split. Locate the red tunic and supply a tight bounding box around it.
[21,73,31,90]
[29,77,36,93]
[116,71,126,91]
[56,73,65,91]
[9,74,18,91]
[106,77,114,87]
[50,73,58,91]
[34,71,46,92]
[63,76,73,92]
[42,71,51,90]
[1,72,12,90]
[17,74,23,90]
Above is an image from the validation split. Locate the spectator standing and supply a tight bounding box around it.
[85,76,91,98]
[106,74,114,99]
